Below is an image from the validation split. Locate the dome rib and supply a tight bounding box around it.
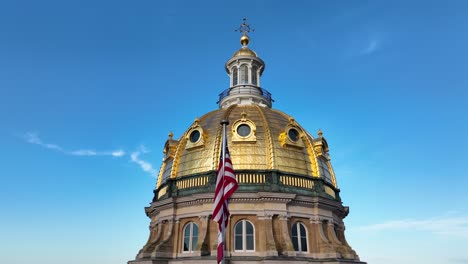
[211,105,236,171]
[255,105,275,169]
[302,131,321,178]
[326,159,338,187]
[170,134,187,179]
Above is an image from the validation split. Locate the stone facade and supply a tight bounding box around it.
[129,191,363,264]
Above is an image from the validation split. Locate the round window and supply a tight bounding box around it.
[237,124,251,137]
[189,130,201,143]
[288,128,300,142]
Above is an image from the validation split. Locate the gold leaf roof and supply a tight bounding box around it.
[232,47,258,58]
[156,105,337,188]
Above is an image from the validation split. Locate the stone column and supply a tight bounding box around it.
[257,213,278,257]
[335,223,350,247]
[196,215,211,256]
[209,215,219,256]
[326,219,342,246]
[332,221,359,260]
[173,220,180,258]
[137,220,162,259]
[308,217,338,259]
[278,214,295,256]
[152,219,175,258]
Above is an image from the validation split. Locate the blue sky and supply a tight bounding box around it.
[1,1,467,263]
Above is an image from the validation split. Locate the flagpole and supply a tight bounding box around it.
[220,119,229,264]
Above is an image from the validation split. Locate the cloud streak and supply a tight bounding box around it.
[23,132,125,157]
[130,146,157,177]
[24,132,156,177]
[357,215,468,238]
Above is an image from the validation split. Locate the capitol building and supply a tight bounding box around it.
[129,20,364,264]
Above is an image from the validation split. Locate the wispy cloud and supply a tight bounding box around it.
[23,132,125,157]
[23,132,157,177]
[25,132,64,151]
[357,215,468,238]
[362,38,380,55]
[111,150,125,157]
[130,145,157,177]
[70,149,98,156]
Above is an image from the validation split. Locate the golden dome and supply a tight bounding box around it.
[156,104,337,188]
[232,47,258,58]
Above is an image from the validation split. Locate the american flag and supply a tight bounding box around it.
[212,127,238,264]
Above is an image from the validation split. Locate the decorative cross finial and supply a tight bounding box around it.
[235,18,254,35]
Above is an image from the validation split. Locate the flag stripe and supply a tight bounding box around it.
[212,129,238,264]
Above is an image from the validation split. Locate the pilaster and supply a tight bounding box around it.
[277,214,295,256]
[257,213,278,257]
[308,217,339,258]
[152,219,176,258]
[197,215,211,256]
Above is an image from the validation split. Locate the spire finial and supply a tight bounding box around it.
[235,18,254,46]
[318,129,323,138]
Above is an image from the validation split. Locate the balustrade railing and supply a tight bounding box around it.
[155,170,337,201]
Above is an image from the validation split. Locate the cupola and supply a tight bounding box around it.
[218,18,272,109]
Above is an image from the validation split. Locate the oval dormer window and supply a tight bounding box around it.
[288,128,300,142]
[237,124,251,137]
[189,130,201,143]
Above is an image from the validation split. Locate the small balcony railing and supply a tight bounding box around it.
[218,85,273,104]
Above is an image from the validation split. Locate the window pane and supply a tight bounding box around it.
[246,234,254,250]
[301,237,307,251]
[184,224,191,236]
[292,236,299,251]
[300,224,306,237]
[246,221,253,235]
[292,223,298,236]
[191,236,198,251]
[240,65,248,84]
[252,66,258,85]
[183,237,189,251]
[192,224,198,251]
[235,222,243,235]
[235,234,243,250]
[233,68,238,85]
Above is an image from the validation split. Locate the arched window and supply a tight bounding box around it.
[234,220,254,252]
[251,66,258,85]
[182,222,198,253]
[240,65,248,84]
[291,222,308,252]
[232,67,238,86]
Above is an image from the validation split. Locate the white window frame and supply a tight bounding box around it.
[232,66,238,86]
[234,220,255,252]
[239,64,249,84]
[291,222,308,252]
[182,222,198,253]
